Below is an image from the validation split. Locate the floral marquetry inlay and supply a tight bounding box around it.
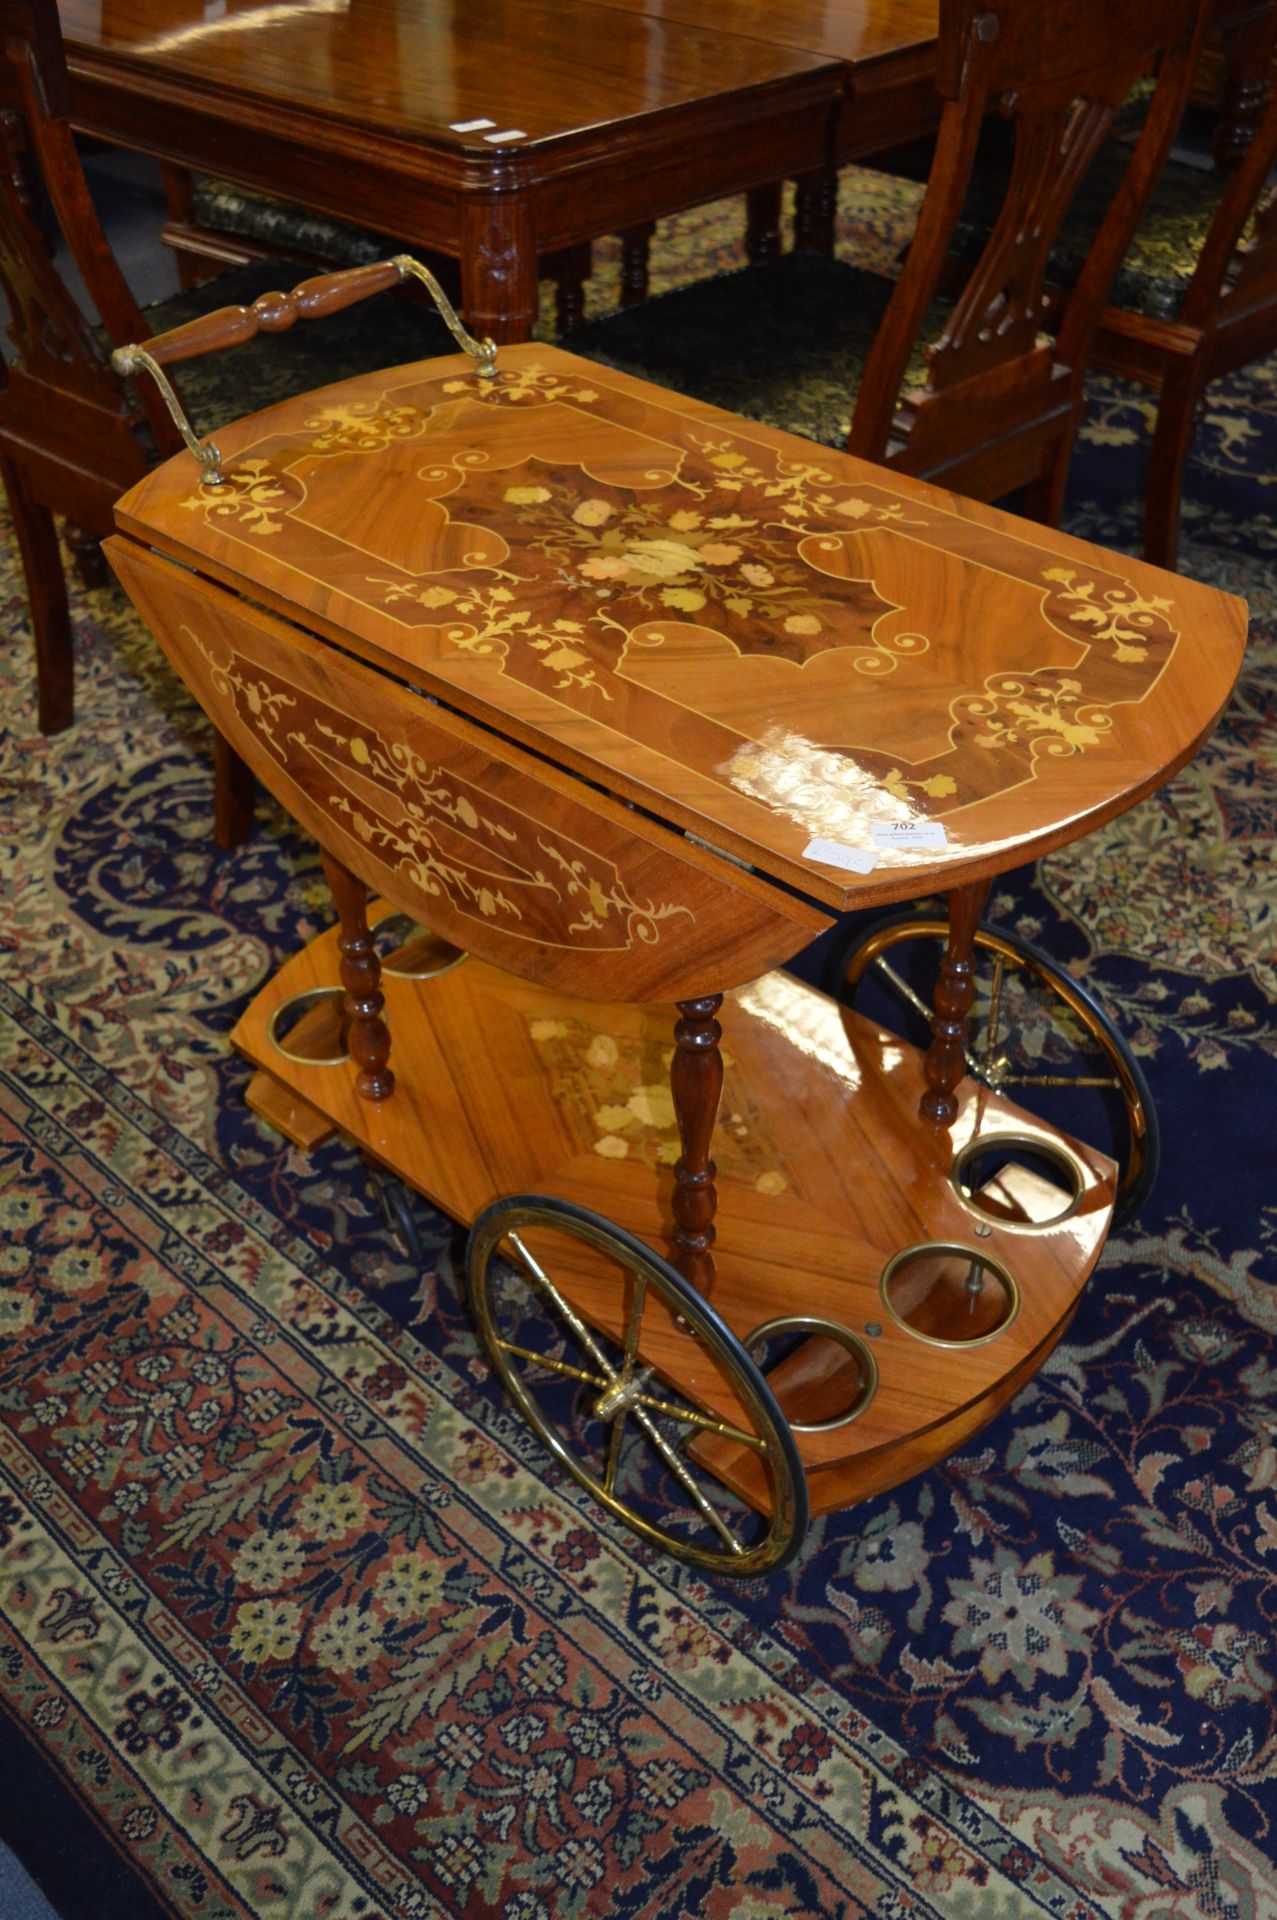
[527,1016,787,1189]
[183,623,695,954]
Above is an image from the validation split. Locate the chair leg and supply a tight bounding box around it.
[1018,425,1076,530]
[1141,364,1202,573]
[0,452,75,733]
[212,728,256,850]
[66,523,109,591]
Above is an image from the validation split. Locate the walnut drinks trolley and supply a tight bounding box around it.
[106,261,1247,1575]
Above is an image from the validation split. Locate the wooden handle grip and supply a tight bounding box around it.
[140,260,404,367]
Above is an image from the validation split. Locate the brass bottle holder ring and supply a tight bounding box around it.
[951,1132,1087,1232]
[744,1314,879,1433]
[266,986,350,1066]
[879,1241,1020,1349]
[374,911,469,982]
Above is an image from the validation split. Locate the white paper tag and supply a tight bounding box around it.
[802,836,878,875]
[450,118,497,132]
[870,820,949,850]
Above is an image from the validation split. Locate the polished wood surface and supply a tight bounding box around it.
[230,913,1117,1511]
[59,0,846,340]
[112,340,1248,916]
[576,0,942,157]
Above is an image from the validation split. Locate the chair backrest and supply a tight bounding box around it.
[1180,69,1277,330]
[0,0,179,477]
[849,0,1212,504]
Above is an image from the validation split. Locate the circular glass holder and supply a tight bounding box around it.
[879,1242,1020,1348]
[952,1133,1086,1230]
[374,911,467,981]
[266,986,349,1066]
[745,1314,879,1432]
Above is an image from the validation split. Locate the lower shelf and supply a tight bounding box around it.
[231,908,1116,1515]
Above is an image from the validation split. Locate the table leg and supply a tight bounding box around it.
[547,241,592,333]
[460,189,540,344]
[793,166,837,254]
[1213,10,1277,171]
[670,994,724,1297]
[920,879,990,1124]
[745,182,783,262]
[619,222,656,306]
[320,849,394,1102]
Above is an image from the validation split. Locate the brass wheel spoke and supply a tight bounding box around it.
[998,1070,1122,1090]
[508,1230,623,1386]
[628,1403,745,1555]
[603,1413,626,1495]
[493,1339,609,1391]
[630,1390,767,1452]
[621,1270,648,1371]
[983,952,1007,1072]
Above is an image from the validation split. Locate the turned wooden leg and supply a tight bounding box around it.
[0,453,74,734]
[745,182,783,264]
[618,222,655,307]
[320,848,395,1102]
[920,880,990,1125]
[212,729,256,850]
[670,994,724,1296]
[793,166,837,254]
[548,241,591,333]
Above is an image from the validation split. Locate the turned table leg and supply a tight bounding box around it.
[619,222,655,306]
[670,994,724,1296]
[920,879,990,1124]
[745,182,783,263]
[793,165,837,254]
[320,850,394,1102]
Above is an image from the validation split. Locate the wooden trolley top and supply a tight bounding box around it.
[114,343,1247,916]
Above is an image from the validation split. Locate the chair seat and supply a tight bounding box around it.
[569,252,937,450]
[190,179,391,271]
[122,258,454,436]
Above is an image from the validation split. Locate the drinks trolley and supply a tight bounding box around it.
[107,261,1247,1574]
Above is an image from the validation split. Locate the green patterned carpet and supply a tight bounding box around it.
[1,187,1275,1920]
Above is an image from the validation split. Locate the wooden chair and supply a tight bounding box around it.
[1088,57,1277,564]
[0,0,446,844]
[569,0,1211,521]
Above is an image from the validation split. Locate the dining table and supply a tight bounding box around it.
[57,0,941,341]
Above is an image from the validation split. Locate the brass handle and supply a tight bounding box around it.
[111,255,498,486]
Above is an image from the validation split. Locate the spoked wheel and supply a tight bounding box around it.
[467,1195,809,1576]
[825,912,1159,1229]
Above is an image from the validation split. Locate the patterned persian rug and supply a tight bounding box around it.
[1,187,1275,1920]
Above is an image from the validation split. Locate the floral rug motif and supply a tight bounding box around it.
[1,190,1276,1920]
